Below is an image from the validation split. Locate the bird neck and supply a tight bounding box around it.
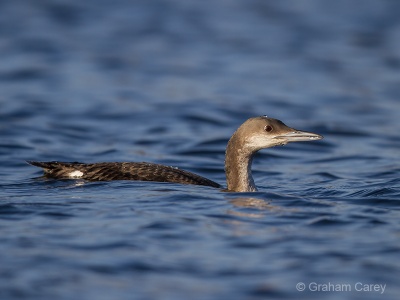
[225,133,257,192]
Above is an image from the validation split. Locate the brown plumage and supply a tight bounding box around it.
[27,161,221,188]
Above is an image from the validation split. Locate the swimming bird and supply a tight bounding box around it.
[27,116,323,192]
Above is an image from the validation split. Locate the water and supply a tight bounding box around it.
[1,1,400,299]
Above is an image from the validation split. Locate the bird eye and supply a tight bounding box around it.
[264,125,273,132]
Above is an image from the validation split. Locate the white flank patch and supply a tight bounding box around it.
[69,170,84,178]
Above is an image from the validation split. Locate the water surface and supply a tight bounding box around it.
[1,1,399,299]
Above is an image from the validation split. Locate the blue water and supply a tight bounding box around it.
[1,1,400,299]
